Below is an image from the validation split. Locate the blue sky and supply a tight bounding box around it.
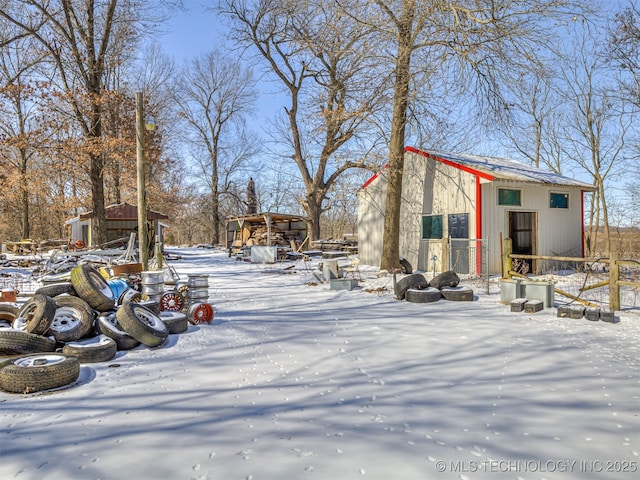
[158,3,223,64]
[157,3,288,144]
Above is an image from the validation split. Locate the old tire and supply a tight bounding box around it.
[394,273,429,300]
[0,329,57,354]
[429,270,460,290]
[18,294,57,335]
[35,282,77,297]
[95,311,140,351]
[116,302,168,347]
[399,257,413,274]
[0,304,19,329]
[159,311,189,334]
[49,295,95,342]
[62,335,117,363]
[70,263,115,312]
[0,354,80,393]
[0,304,20,327]
[441,286,474,301]
[405,287,441,303]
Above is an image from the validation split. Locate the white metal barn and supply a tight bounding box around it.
[357,146,596,275]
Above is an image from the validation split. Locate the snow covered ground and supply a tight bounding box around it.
[1,247,638,480]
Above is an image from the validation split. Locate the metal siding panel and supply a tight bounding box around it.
[400,152,426,269]
[357,175,387,266]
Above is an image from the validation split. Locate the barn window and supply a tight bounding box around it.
[498,188,521,206]
[550,192,569,209]
[422,215,443,239]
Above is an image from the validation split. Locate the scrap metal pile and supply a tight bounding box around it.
[0,261,214,394]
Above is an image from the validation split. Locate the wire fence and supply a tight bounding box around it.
[448,238,490,293]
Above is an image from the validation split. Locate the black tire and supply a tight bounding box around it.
[441,286,474,301]
[405,287,441,303]
[95,311,140,351]
[394,273,429,300]
[0,354,80,393]
[18,294,57,335]
[399,257,413,274]
[116,302,168,347]
[35,282,77,297]
[0,304,20,323]
[429,270,460,290]
[49,295,95,342]
[61,335,117,363]
[136,299,160,314]
[69,263,115,312]
[0,329,57,354]
[159,311,189,334]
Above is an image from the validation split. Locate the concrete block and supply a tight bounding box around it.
[524,300,543,313]
[329,278,358,291]
[585,308,601,321]
[569,306,585,319]
[510,298,528,312]
[600,309,618,323]
[557,306,571,318]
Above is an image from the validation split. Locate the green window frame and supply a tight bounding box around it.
[550,192,569,209]
[422,214,443,239]
[498,188,522,206]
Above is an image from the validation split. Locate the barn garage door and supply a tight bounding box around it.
[508,211,536,273]
[449,213,469,274]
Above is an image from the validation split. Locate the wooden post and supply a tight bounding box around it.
[136,92,148,270]
[502,237,512,279]
[609,248,620,311]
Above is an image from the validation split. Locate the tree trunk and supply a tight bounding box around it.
[90,151,107,246]
[211,183,220,246]
[19,149,29,239]
[305,194,322,243]
[380,0,414,271]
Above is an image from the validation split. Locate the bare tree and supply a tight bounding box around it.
[560,21,634,256]
[1,0,174,245]
[496,73,568,174]
[347,0,590,271]
[608,2,640,108]
[219,0,382,242]
[176,49,257,245]
[608,2,640,228]
[0,36,48,239]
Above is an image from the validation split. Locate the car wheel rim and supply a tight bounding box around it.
[51,307,82,331]
[15,354,67,368]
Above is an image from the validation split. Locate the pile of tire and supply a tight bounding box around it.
[394,270,475,303]
[0,262,189,394]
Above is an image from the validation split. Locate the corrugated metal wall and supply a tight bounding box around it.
[482,181,586,273]
[402,152,477,271]
[358,151,587,274]
[357,174,387,267]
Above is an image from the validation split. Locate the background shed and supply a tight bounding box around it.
[65,202,169,248]
[225,212,307,255]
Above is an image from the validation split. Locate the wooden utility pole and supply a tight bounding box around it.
[136,92,148,270]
